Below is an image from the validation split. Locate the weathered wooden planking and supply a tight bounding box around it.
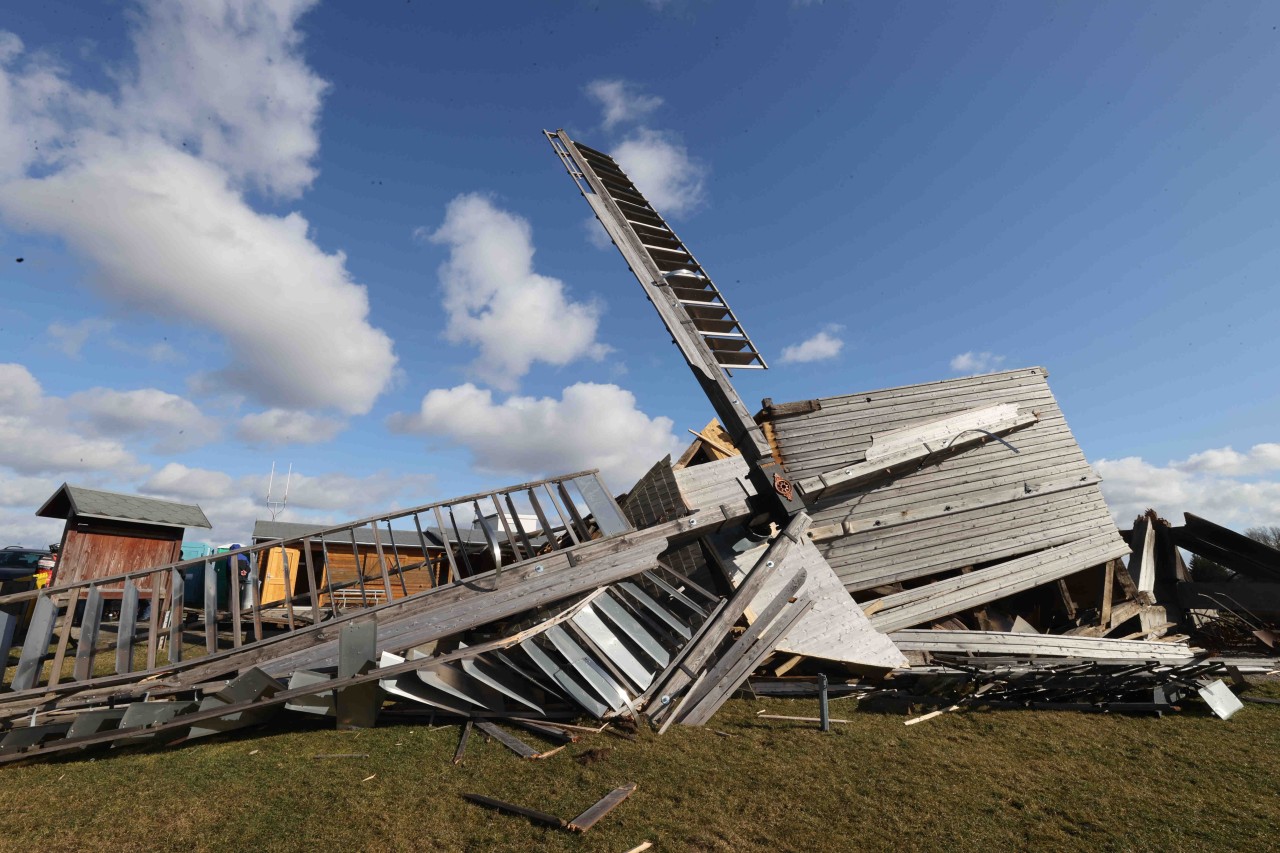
[766,368,1120,596]
[808,474,1101,541]
[869,532,1131,632]
[677,599,814,727]
[797,407,1039,498]
[890,629,1197,661]
[724,538,905,670]
[646,514,809,716]
[673,454,753,515]
[567,783,638,833]
[462,793,565,829]
[836,510,1117,592]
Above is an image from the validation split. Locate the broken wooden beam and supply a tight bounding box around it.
[462,793,566,829]
[567,782,638,833]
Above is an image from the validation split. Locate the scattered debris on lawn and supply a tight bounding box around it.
[463,783,637,834]
[0,128,1273,790]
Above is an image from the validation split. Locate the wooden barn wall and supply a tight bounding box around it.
[319,543,439,602]
[766,368,1123,592]
[57,521,182,593]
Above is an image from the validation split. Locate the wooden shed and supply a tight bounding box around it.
[36,484,211,593]
[251,520,494,608]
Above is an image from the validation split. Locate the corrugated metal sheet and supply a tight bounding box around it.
[763,367,1123,592]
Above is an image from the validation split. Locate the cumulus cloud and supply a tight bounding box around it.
[141,462,234,501]
[586,79,663,130]
[0,507,64,549]
[1095,442,1280,529]
[780,325,844,364]
[266,470,436,513]
[237,407,346,446]
[138,466,437,545]
[0,474,63,509]
[0,2,397,415]
[69,386,220,452]
[0,362,43,414]
[950,351,1006,374]
[612,128,706,217]
[429,193,608,390]
[389,382,682,489]
[1170,443,1280,477]
[48,318,114,358]
[118,0,327,198]
[0,363,138,475]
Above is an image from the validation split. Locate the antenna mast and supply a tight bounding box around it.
[266,461,292,521]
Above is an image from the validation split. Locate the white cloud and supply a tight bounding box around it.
[141,462,234,502]
[48,318,114,358]
[780,325,844,364]
[585,79,663,130]
[0,3,397,416]
[0,363,138,475]
[950,351,1006,374]
[1170,443,1280,477]
[69,386,220,452]
[0,506,64,549]
[140,467,437,546]
[1095,442,1280,530]
[0,414,136,476]
[237,408,346,446]
[429,193,607,390]
[0,362,43,414]
[119,0,327,198]
[389,382,682,489]
[0,474,62,509]
[612,129,706,217]
[268,470,436,513]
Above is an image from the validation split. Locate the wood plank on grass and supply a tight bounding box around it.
[568,782,638,833]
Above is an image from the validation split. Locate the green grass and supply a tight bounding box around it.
[2,683,1278,852]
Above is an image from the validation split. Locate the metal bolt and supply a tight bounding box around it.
[660,695,671,705]
[766,560,775,568]
[688,517,698,527]
[534,564,544,573]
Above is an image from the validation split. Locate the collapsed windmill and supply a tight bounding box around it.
[0,130,1260,765]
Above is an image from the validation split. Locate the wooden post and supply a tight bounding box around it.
[1100,561,1116,628]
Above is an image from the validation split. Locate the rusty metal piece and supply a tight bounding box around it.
[773,473,794,502]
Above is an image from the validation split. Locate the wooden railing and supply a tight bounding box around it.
[0,470,631,694]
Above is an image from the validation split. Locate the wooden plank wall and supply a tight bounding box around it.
[319,544,449,603]
[764,368,1123,593]
[57,526,181,593]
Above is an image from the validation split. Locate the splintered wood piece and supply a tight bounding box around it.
[905,704,961,726]
[462,793,566,829]
[756,713,851,724]
[476,721,539,758]
[453,720,472,765]
[506,718,579,744]
[622,843,653,853]
[567,782,638,833]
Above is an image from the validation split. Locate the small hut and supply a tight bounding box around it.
[36,484,211,592]
[251,520,492,608]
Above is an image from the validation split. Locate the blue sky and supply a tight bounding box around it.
[2,0,1278,547]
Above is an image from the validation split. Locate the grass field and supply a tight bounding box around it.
[2,681,1278,852]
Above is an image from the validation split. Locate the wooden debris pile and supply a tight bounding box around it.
[0,127,1271,773]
